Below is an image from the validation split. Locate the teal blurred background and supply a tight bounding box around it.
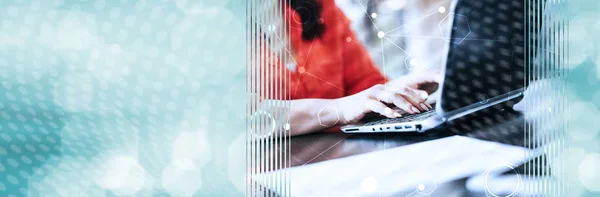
[560,0,600,196]
[0,0,246,196]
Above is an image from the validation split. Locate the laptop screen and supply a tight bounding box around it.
[439,0,533,112]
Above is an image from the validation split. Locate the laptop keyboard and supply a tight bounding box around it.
[364,110,437,126]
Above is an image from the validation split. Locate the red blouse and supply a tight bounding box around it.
[261,0,387,100]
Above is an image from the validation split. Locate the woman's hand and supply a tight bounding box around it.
[337,84,433,125]
[387,71,443,95]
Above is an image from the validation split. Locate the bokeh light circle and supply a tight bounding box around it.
[578,153,600,192]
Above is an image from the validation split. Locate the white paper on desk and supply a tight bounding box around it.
[255,136,532,197]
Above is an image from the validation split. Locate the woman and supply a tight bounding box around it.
[255,0,439,136]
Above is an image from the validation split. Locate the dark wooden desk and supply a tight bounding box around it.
[261,106,546,196]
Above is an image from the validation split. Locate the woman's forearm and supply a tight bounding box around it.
[286,98,343,136]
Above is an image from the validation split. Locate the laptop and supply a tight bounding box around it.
[342,0,530,133]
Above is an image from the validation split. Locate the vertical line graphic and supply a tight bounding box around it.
[246,0,290,196]
[525,0,567,196]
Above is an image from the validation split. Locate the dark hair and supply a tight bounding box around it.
[290,0,324,40]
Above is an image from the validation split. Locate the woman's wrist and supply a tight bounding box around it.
[310,98,342,127]
[335,96,353,125]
